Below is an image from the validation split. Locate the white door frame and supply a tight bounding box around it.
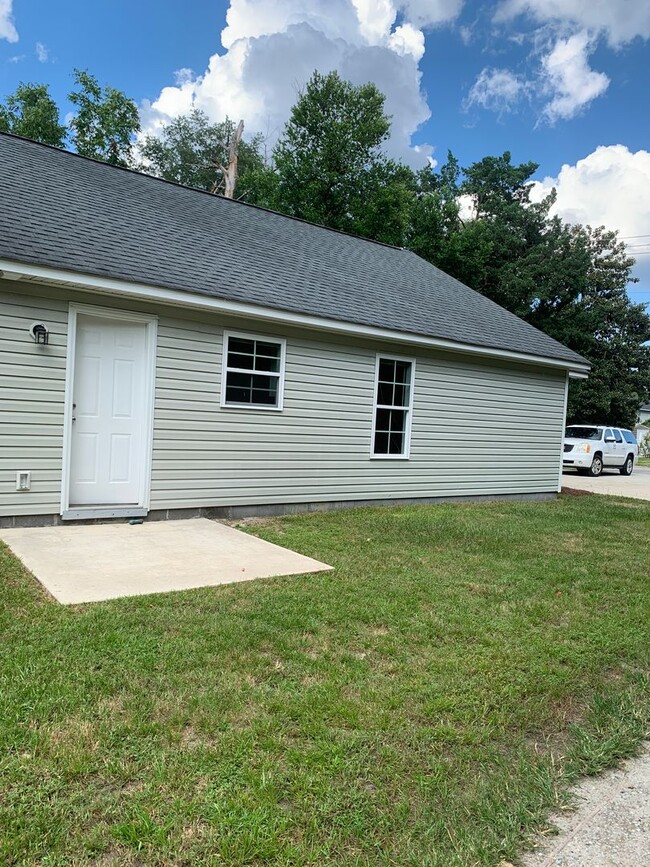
[61,303,158,520]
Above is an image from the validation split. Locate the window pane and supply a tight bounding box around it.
[228,351,255,370]
[375,408,392,432]
[389,430,404,454]
[377,381,394,405]
[255,352,280,373]
[378,359,396,381]
[374,430,389,454]
[256,340,281,359]
[613,429,623,443]
[228,337,255,356]
[252,386,278,404]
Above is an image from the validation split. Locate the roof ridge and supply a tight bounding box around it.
[0,130,404,252]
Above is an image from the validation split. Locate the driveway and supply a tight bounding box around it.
[0,518,332,604]
[562,465,650,501]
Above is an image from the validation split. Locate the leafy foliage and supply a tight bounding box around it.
[0,82,66,147]
[261,71,414,244]
[414,152,650,428]
[68,69,140,166]
[139,109,266,198]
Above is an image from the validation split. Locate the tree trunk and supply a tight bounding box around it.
[221,119,244,199]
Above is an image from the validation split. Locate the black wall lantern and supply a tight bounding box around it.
[29,322,50,345]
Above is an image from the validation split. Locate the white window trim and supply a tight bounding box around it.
[220,330,287,411]
[370,353,416,460]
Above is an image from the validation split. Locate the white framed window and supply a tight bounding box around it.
[371,354,415,458]
[221,331,286,410]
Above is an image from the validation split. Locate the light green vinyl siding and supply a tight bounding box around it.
[0,280,567,517]
[0,287,68,515]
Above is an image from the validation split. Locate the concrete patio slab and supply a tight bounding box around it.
[0,518,333,604]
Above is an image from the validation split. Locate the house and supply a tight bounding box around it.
[639,404,650,425]
[0,133,590,526]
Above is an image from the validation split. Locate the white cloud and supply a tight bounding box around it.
[399,0,464,28]
[465,67,527,114]
[35,41,48,63]
[539,31,609,123]
[467,1,650,124]
[495,0,650,48]
[530,145,650,290]
[388,23,425,62]
[0,0,18,42]
[141,0,464,166]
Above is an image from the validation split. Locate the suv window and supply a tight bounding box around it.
[613,429,623,443]
[565,426,602,439]
[604,428,614,441]
[622,430,637,444]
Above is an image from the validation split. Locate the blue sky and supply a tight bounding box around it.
[2,0,649,304]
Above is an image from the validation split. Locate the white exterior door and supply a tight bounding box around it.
[69,314,148,506]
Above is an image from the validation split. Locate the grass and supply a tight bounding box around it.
[637,456,650,467]
[1,495,649,867]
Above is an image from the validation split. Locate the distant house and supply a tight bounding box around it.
[639,404,650,425]
[0,133,589,526]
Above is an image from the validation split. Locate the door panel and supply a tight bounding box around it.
[69,315,148,506]
[611,429,625,465]
[602,428,618,467]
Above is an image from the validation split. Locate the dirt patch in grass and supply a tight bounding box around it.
[561,487,593,496]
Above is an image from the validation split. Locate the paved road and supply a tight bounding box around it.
[562,465,650,501]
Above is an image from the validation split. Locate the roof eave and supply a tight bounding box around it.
[0,259,591,376]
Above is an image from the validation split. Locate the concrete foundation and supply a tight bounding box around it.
[0,491,557,528]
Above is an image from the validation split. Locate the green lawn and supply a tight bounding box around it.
[638,456,650,467]
[2,496,649,867]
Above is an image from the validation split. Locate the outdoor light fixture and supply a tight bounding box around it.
[29,322,49,345]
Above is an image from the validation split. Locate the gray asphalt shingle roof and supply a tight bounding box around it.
[0,133,587,366]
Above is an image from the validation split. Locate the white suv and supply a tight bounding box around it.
[563,425,638,477]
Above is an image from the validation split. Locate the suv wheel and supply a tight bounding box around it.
[588,453,603,477]
[620,454,634,476]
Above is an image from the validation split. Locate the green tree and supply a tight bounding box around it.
[408,152,463,266]
[268,70,416,244]
[557,227,650,428]
[0,82,66,146]
[139,109,265,198]
[411,151,650,429]
[68,70,140,166]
